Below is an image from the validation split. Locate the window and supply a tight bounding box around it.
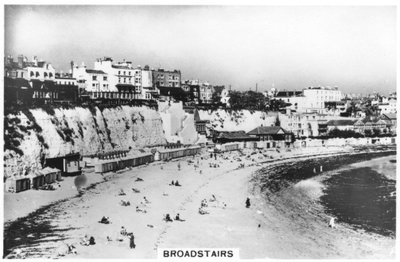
[118,78,121,83]
[118,71,121,75]
[21,72,24,78]
[103,76,107,81]
[36,71,40,77]
[49,73,53,78]
[93,83,96,87]
[30,71,34,77]
[92,75,97,81]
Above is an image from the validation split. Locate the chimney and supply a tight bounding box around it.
[17,55,24,68]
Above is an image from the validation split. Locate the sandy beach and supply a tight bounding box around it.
[3,146,396,259]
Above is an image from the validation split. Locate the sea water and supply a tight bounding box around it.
[320,163,396,237]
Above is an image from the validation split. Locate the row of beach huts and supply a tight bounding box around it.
[5,145,203,193]
[5,167,62,193]
[91,145,202,174]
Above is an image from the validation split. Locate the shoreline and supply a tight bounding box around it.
[249,152,395,258]
[3,147,396,259]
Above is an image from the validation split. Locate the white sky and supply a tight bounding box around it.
[4,5,396,94]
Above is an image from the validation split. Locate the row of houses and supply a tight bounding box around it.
[326,114,396,135]
[4,55,221,106]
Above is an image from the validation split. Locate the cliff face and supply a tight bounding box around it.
[3,106,166,179]
[158,101,199,144]
[3,104,276,179]
[198,109,278,133]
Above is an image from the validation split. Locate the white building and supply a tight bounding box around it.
[94,57,157,100]
[274,86,343,114]
[20,57,56,82]
[378,98,397,114]
[279,112,330,137]
[72,62,111,92]
[199,82,214,104]
[55,74,77,86]
[303,86,342,112]
[141,66,158,100]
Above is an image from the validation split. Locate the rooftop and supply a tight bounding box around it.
[275,91,303,97]
[326,119,357,126]
[247,126,290,135]
[216,131,254,141]
[86,69,106,75]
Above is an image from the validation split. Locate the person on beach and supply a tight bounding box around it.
[170,180,175,186]
[120,226,127,236]
[329,217,336,228]
[175,213,185,221]
[245,198,251,208]
[100,216,110,224]
[130,235,136,249]
[67,244,77,254]
[198,207,209,215]
[89,236,96,245]
[174,180,181,186]
[80,235,90,246]
[136,206,146,213]
[210,194,217,202]
[118,189,126,196]
[143,196,151,204]
[165,214,173,222]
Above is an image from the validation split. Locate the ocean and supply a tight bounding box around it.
[320,157,396,237]
[256,151,396,238]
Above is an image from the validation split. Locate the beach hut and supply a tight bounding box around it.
[41,167,61,184]
[45,153,82,176]
[31,171,46,190]
[94,152,154,174]
[5,176,31,193]
[154,145,201,161]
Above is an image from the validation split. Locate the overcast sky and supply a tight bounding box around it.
[5,5,396,95]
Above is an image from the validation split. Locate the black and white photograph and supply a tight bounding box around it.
[1,1,397,259]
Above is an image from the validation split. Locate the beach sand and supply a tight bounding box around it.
[3,146,396,259]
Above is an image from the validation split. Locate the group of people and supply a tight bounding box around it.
[169,180,181,186]
[120,200,131,206]
[120,226,136,249]
[198,198,209,215]
[209,163,220,168]
[164,213,184,222]
[80,235,96,246]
